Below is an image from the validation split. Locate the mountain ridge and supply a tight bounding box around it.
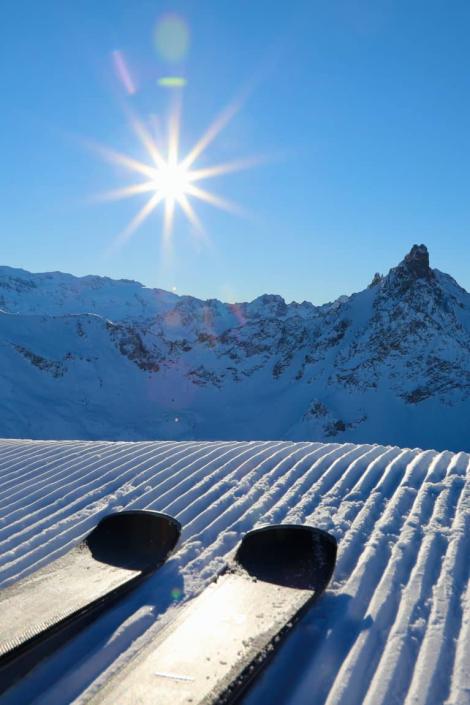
[2,245,470,452]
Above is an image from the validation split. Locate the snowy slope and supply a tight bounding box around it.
[0,438,468,705]
[0,265,179,320]
[2,245,470,451]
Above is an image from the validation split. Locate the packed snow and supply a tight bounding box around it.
[0,438,468,704]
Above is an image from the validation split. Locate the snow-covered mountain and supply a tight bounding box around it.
[2,244,470,451]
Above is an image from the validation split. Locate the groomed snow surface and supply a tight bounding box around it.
[0,439,469,705]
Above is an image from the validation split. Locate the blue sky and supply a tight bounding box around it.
[1,1,470,303]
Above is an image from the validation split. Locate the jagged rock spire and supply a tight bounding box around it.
[383,244,434,293]
[368,272,383,288]
[400,244,432,279]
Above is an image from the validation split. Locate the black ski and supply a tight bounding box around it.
[93,524,337,705]
[0,510,180,693]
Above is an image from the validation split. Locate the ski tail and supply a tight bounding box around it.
[235,524,337,591]
[86,510,181,571]
[214,525,336,705]
[0,510,181,694]
[83,523,337,705]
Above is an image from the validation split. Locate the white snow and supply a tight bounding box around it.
[0,438,469,704]
[2,248,470,452]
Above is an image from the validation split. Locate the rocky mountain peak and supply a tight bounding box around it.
[382,243,435,296]
[399,244,432,280]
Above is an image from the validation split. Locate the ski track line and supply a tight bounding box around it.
[332,448,421,582]
[0,442,93,495]
[299,445,394,535]
[0,442,237,584]
[0,440,199,510]
[0,441,166,528]
[168,443,326,516]
[132,444,295,556]
[292,454,468,705]
[0,440,156,508]
[276,443,361,525]
[0,439,127,488]
[172,444,346,581]
[174,442,310,546]
[250,443,350,528]
[0,440,242,549]
[124,440,283,517]
[0,440,224,583]
[332,445,405,529]
[0,440,202,563]
[0,439,77,475]
[448,563,470,705]
[404,467,470,705]
[107,442,322,598]
[336,448,435,613]
[0,441,267,585]
[0,442,63,479]
[359,451,465,705]
[179,445,381,586]
[170,442,335,536]
[281,444,375,527]
[0,439,469,705]
[0,442,143,516]
[310,445,403,543]
[287,448,432,705]
[324,452,466,705]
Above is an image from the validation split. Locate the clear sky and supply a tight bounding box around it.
[1,1,470,304]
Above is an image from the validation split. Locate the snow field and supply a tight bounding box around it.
[0,439,468,705]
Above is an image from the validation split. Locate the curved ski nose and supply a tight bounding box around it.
[85,510,181,572]
[235,524,337,591]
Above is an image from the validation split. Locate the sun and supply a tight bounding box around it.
[92,103,263,248]
[155,162,190,201]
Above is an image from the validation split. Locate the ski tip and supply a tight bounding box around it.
[85,511,181,572]
[235,524,337,593]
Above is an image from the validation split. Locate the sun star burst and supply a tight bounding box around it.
[93,104,263,249]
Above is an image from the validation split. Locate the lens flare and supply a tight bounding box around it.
[171,587,182,601]
[155,15,189,63]
[112,50,136,95]
[158,76,187,88]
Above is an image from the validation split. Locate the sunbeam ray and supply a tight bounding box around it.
[178,194,205,235]
[185,184,244,216]
[91,141,159,180]
[180,99,242,170]
[130,118,167,170]
[93,181,157,202]
[163,197,176,244]
[188,155,268,182]
[116,191,164,246]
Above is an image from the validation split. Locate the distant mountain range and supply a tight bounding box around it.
[1,244,470,451]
